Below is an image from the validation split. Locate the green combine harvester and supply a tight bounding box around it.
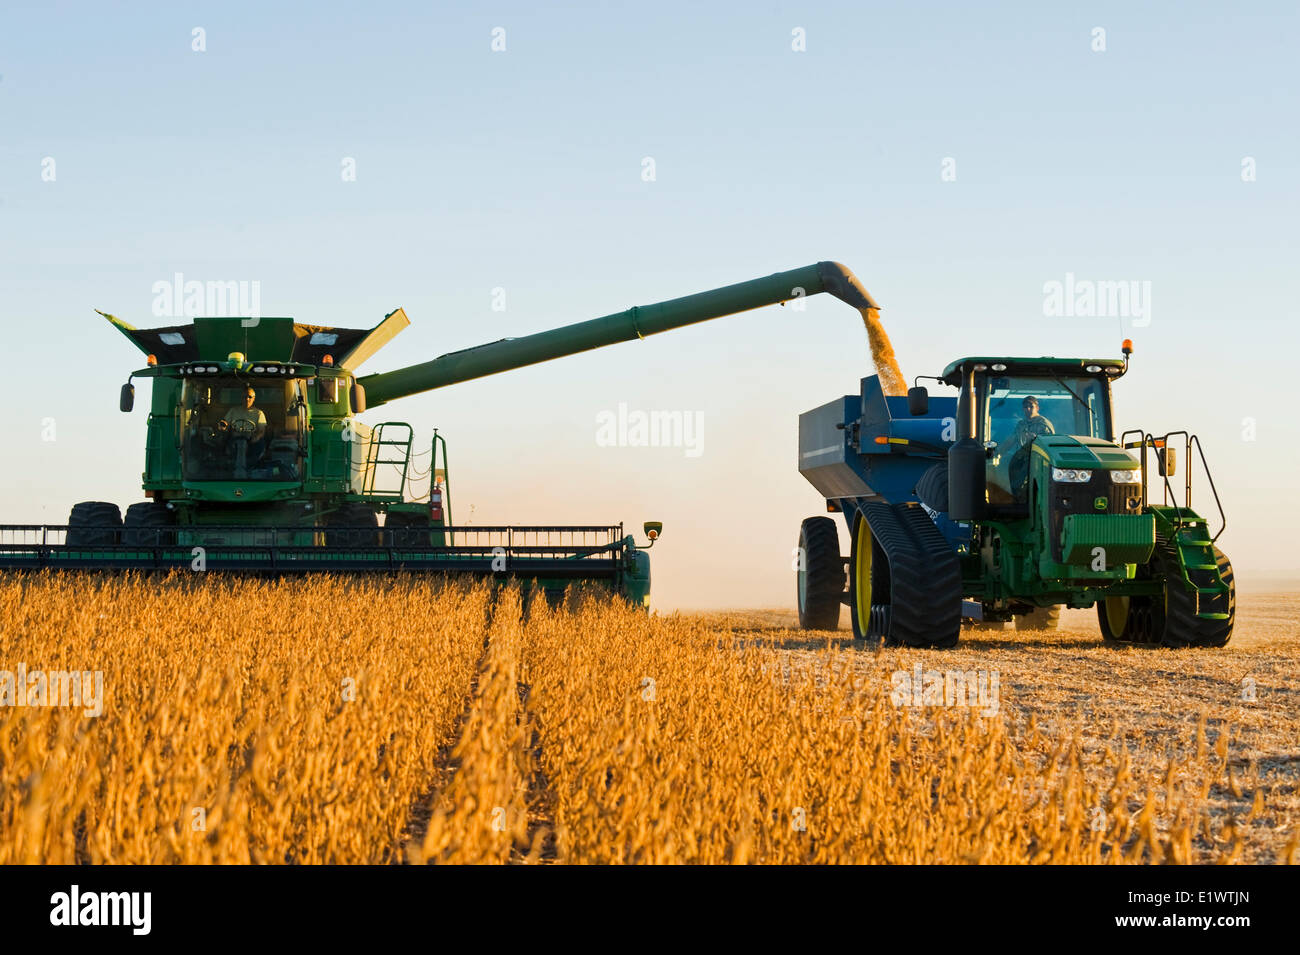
[0,262,883,605]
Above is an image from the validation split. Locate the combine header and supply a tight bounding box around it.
[0,262,881,604]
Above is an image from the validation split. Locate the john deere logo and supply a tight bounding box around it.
[1093,496,1107,510]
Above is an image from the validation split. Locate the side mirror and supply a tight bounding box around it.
[119,382,135,413]
[907,386,929,416]
[1158,446,1177,477]
[350,381,366,414]
[643,521,662,541]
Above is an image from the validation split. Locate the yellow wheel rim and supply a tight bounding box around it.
[1104,596,1129,637]
[854,513,873,635]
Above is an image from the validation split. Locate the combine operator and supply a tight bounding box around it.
[220,386,268,464]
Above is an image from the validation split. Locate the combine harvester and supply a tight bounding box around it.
[0,262,882,606]
[796,344,1234,648]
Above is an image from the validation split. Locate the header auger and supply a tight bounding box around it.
[0,262,881,605]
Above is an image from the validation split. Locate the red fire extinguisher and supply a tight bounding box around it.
[430,485,444,522]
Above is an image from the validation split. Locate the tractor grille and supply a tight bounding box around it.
[1049,473,1142,561]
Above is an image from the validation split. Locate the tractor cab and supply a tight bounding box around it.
[941,356,1128,515]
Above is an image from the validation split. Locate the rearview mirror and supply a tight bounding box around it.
[350,381,366,414]
[119,383,135,413]
[907,386,929,416]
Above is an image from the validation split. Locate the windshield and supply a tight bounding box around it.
[180,377,303,481]
[979,374,1111,504]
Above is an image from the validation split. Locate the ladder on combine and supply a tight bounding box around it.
[360,423,414,497]
[1123,430,1230,620]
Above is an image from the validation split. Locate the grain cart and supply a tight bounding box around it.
[797,343,1233,648]
[0,262,881,605]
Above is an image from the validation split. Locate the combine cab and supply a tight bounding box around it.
[797,343,1234,648]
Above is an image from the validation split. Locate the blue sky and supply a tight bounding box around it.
[2,1,1296,607]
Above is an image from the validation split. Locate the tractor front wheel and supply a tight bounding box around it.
[1097,547,1234,648]
[1159,546,1234,648]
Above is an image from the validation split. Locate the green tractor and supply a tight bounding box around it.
[797,341,1234,648]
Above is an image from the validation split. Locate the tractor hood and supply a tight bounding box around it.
[98,308,410,370]
[1035,435,1139,469]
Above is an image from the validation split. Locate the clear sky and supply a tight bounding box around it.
[2,1,1296,608]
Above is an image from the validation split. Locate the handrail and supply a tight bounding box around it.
[1188,434,1227,543]
[1122,430,1225,544]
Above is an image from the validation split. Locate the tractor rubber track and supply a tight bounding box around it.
[860,501,962,648]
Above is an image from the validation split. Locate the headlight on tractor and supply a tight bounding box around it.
[1052,468,1092,483]
[1110,469,1141,484]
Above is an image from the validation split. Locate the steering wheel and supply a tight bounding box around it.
[228,417,257,438]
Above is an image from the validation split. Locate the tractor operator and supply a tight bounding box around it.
[997,395,1055,456]
[220,387,268,461]
[997,395,1054,500]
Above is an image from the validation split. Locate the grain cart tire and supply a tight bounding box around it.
[122,502,177,546]
[325,503,380,547]
[848,510,886,642]
[1015,605,1061,631]
[797,516,844,630]
[384,511,431,548]
[1158,546,1234,649]
[914,463,949,514]
[66,501,122,547]
[850,503,962,648]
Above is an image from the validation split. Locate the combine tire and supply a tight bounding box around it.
[122,502,176,546]
[66,502,122,547]
[848,502,961,648]
[325,503,379,547]
[385,511,431,548]
[1015,605,1061,631]
[796,516,844,630]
